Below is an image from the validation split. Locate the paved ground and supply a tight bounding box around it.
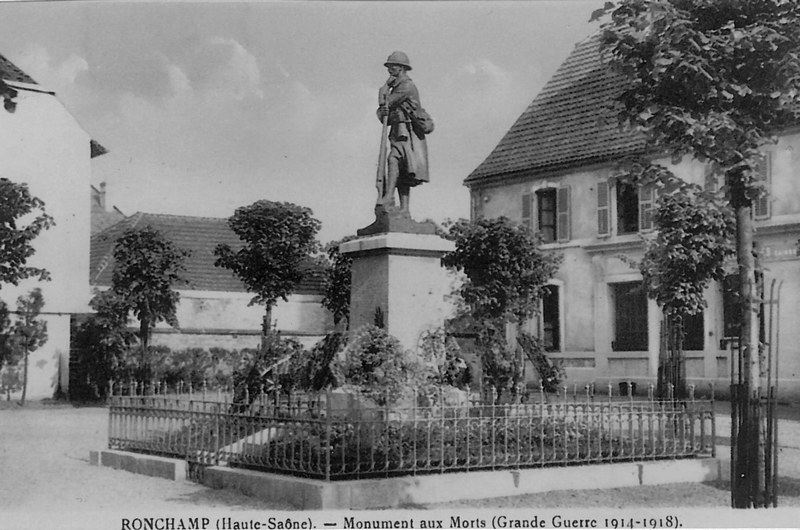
[1,401,799,529]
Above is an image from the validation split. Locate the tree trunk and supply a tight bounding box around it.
[19,345,28,406]
[140,317,150,382]
[733,202,765,508]
[261,309,273,350]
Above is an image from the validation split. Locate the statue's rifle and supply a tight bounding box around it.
[375,87,389,201]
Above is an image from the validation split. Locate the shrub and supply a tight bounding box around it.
[231,333,305,406]
[297,331,347,392]
[418,328,472,390]
[335,326,419,407]
[517,331,565,393]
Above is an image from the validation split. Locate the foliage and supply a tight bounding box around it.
[593,1,800,506]
[72,290,139,398]
[335,325,424,407]
[321,236,357,328]
[215,201,321,315]
[472,318,518,394]
[297,331,347,392]
[517,331,565,393]
[0,178,54,287]
[639,187,735,317]
[417,327,472,389]
[111,226,189,366]
[6,288,48,404]
[442,217,562,323]
[0,299,11,368]
[595,0,800,203]
[231,332,305,406]
[442,218,561,394]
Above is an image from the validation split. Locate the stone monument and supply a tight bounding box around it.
[342,51,454,352]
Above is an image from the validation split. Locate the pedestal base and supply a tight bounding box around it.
[357,205,438,236]
[340,232,455,352]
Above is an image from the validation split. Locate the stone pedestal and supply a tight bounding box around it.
[340,232,456,353]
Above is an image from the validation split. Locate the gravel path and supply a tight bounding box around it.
[1,402,799,529]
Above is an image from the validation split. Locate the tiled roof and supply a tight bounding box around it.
[91,209,126,235]
[0,53,36,84]
[465,33,646,186]
[90,212,326,295]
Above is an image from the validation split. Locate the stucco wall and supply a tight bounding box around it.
[148,289,333,351]
[0,86,92,314]
[0,85,93,400]
[471,143,800,400]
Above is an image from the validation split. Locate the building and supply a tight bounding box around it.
[90,212,333,352]
[465,35,800,399]
[0,53,106,400]
[91,182,125,235]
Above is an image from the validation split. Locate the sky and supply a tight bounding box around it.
[0,1,605,244]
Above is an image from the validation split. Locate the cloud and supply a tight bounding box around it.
[14,44,89,89]
[457,58,513,91]
[179,37,264,101]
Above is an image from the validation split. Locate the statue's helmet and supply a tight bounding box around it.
[384,51,412,70]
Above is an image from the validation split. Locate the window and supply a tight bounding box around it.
[525,187,570,242]
[612,281,648,351]
[617,183,639,234]
[682,311,704,351]
[597,181,610,236]
[537,189,556,243]
[542,285,560,352]
[521,193,533,231]
[598,181,657,236]
[754,152,771,220]
[639,184,656,231]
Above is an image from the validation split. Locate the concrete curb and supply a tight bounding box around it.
[203,458,721,510]
[90,449,187,482]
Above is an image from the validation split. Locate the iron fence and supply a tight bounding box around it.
[108,386,715,481]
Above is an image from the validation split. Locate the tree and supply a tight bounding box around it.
[0,178,54,287]
[111,226,189,376]
[321,235,357,329]
[215,201,321,341]
[594,0,800,507]
[442,217,562,395]
[636,182,735,396]
[73,289,138,398]
[7,288,48,405]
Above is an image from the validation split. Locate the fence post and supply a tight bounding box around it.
[186,398,193,461]
[710,383,716,458]
[325,388,331,481]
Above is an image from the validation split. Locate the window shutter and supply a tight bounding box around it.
[597,181,610,236]
[754,153,771,219]
[639,184,656,231]
[556,186,571,242]
[522,193,532,230]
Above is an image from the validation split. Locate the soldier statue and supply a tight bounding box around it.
[376,51,432,213]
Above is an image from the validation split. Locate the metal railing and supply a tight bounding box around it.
[108,385,715,481]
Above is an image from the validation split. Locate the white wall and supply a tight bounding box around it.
[0,84,93,400]
[0,85,92,314]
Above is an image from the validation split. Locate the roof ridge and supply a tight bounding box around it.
[136,212,230,223]
[0,53,37,85]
